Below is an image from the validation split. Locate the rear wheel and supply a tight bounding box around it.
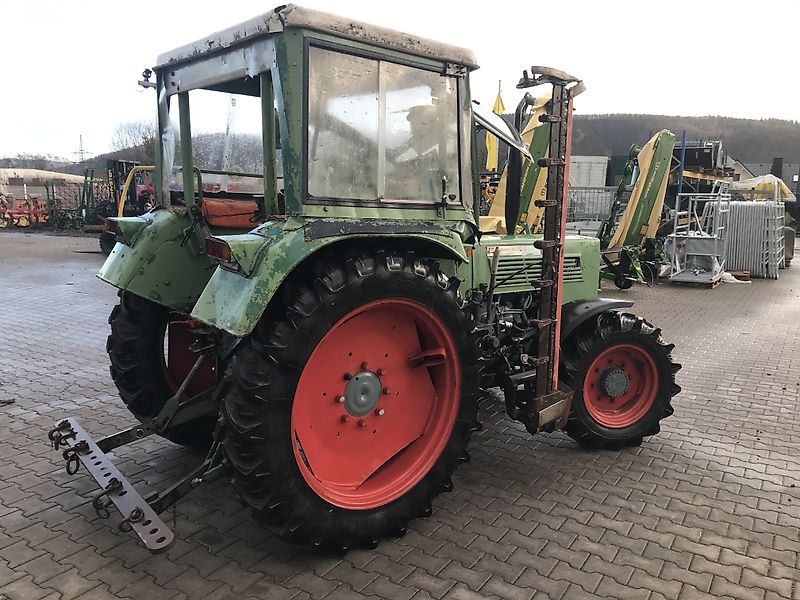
[560,311,680,449]
[99,231,116,255]
[107,291,217,447]
[220,251,480,551]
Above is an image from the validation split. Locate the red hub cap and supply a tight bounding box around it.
[583,343,658,428]
[291,299,460,510]
[161,317,217,397]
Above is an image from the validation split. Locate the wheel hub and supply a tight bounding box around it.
[343,370,382,416]
[599,366,629,397]
[291,298,461,509]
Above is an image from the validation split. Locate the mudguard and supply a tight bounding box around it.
[560,298,634,340]
[98,209,218,311]
[190,219,469,337]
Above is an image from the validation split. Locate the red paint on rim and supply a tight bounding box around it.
[160,317,217,398]
[291,299,460,510]
[583,343,658,428]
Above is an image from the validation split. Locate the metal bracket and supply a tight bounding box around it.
[51,418,175,552]
[537,158,566,168]
[145,442,223,515]
[534,200,557,208]
[444,63,467,77]
[62,441,89,475]
[538,114,562,123]
[48,420,77,450]
[517,66,581,89]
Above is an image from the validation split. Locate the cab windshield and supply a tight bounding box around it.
[307,46,460,205]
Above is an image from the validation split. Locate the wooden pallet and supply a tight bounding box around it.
[729,271,751,282]
[670,276,723,289]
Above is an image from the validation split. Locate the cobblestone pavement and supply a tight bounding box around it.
[1,230,799,600]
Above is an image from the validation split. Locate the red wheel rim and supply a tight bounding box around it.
[291,299,460,510]
[583,343,658,428]
[160,317,217,398]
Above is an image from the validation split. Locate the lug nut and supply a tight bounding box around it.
[358,419,367,428]
[382,387,390,395]
[375,408,385,416]
[377,368,386,376]
[340,415,349,423]
[343,373,352,381]
[361,361,369,370]
[336,395,345,404]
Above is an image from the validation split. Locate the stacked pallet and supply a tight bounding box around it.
[725,201,785,279]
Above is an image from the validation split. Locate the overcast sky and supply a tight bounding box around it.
[3,0,797,159]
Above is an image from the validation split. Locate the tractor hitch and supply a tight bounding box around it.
[48,418,178,552]
[48,416,224,552]
[48,351,223,553]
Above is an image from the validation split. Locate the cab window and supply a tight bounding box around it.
[307,46,459,204]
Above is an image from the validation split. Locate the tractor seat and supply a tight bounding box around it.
[201,197,262,229]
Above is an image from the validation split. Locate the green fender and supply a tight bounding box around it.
[98,209,218,311]
[190,219,470,337]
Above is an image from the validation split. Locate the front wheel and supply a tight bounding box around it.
[560,311,680,449]
[220,251,480,551]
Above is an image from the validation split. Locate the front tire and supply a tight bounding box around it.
[220,251,480,551]
[560,311,680,449]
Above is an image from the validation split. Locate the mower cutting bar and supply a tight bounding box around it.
[49,418,175,553]
[535,79,570,399]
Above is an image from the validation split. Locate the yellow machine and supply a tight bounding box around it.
[480,93,551,233]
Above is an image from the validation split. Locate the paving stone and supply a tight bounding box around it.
[582,555,633,586]
[16,553,70,585]
[437,562,491,592]
[362,575,416,600]
[41,568,100,600]
[710,575,766,600]
[0,575,53,600]
[595,576,650,600]
[1,540,46,569]
[400,569,455,599]
[740,569,794,598]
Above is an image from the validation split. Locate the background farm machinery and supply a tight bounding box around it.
[0,160,152,239]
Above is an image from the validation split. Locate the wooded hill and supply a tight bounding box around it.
[572,114,800,162]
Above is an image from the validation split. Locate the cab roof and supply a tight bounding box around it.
[155,4,479,70]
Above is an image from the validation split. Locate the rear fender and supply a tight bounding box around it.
[190,222,468,337]
[98,208,217,311]
[560,298,634,341]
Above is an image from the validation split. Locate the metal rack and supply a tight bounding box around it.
[725,201,785,279]
[666,192,730,285]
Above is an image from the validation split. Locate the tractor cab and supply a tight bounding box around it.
[150,4,480,226]
[100,3,494,310]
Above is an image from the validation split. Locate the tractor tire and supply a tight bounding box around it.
[613,272,633,290]
[220,250,480,551]
[99,231,116,255]
[560,311,680,450]
[107,291,217,447]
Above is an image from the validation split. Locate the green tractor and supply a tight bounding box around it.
[50,4,680,553]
